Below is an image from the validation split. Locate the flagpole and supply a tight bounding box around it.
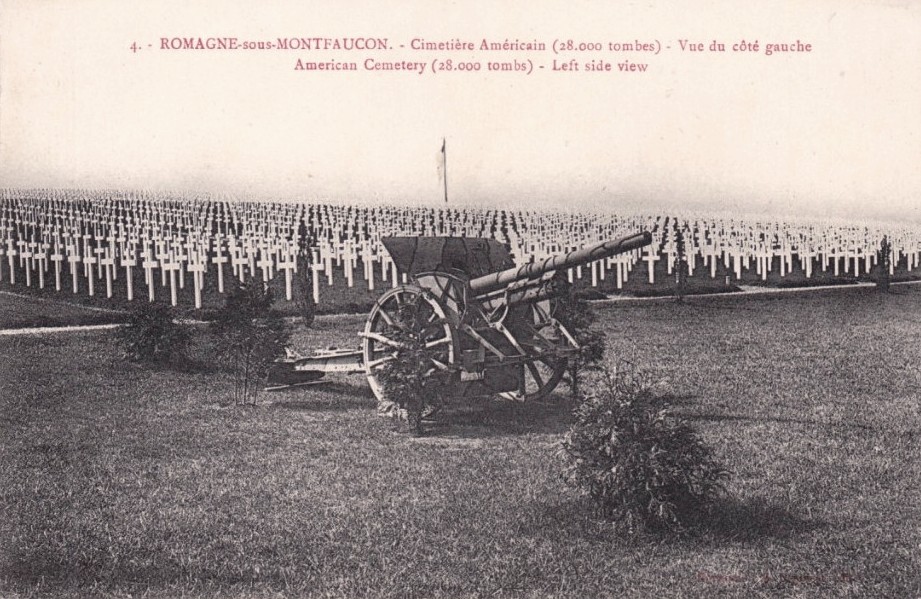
[442,137,448,203]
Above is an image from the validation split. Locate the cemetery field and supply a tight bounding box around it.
[4,193,921,321]
[2,286,920,598]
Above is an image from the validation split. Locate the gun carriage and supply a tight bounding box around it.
[271,231,652,402]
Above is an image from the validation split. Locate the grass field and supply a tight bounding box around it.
[0,292,128,330]
[1,286,920,597]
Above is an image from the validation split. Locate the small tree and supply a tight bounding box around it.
[211,281,290,405]
[374,296,450,435]
[876,235,892,292]
[116,302,189,365]
[673,224,689,303]
[555,289,606,397]
[294,221,318,327]
[560,362,730,533]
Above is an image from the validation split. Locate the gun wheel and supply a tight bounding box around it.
[362,285,456,403]
[499,356,567,401]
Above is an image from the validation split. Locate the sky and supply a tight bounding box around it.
[1,0,920,222]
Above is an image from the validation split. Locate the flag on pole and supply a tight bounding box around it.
[438,138,448,203]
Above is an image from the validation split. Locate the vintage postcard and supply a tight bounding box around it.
[1,1,919,597]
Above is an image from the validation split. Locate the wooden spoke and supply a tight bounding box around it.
[425,336,451,348]
[366,355,396,369]
[377,308,395,327]
[361,331,405,349]
[526,361,545,389]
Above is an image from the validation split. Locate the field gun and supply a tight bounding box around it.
[270,231,652,402]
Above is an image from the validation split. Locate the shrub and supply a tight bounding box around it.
[673,223,689,303]
[876,235,892,292]
[560,363,730,533]
[115,302,189,365]
[211,281,290,405]
[294,221,318,327]
[555,290,606,397]
[374,296,450,435]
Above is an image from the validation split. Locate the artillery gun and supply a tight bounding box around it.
[270,231,653,402]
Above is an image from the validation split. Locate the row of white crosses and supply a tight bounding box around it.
[0,197,312,308]
[640,215,921,284]
[2,191,921,309]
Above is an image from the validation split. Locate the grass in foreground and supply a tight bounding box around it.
[1,287,920,597]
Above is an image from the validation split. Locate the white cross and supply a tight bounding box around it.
[642,246,660,284]
[174,247,188,289]
[67,248,81,293]
[20,246,33,287]
[83,253,97,296]
[276,254,297,301]
[311,249,321,303]
[257,251,275,286]
[163,257,180,306]
[187,259,207,309]
[142,254,158,302]
[156,245,170,287]
[828,247,841,277]
[93,245,106,280]
[758,247,772,281]
[231,252,248,282]
[27,241,39,273]
[50,246,64,291]
[35,244,48,289]
[212,244,229,293]
[100,253,116,298]
[6,239,19,285]
[343,242,355,288]
[121,252,136,301]
[16,240,26,267]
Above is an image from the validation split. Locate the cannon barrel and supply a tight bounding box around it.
[469,231,653,297]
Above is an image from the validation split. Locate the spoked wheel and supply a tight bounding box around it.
[498,355,567,401]
[361,285,456,403]
[497,301,570,401]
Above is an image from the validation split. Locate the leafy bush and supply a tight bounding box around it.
[374,296,450,435]
[294,221,318,327]
[876,235,891,292]
[211,281,290,405]
[673,223,689,303]
[555,290,606,397]
[115,302,189,365]
[560,363,730,533]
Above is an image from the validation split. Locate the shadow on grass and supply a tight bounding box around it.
[268,380,377,411]
[428,396,576,438]
[524,494,823,546]
[695,495,825,542]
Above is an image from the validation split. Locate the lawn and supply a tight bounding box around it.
[1,286,920,597]
[0,292,128,330]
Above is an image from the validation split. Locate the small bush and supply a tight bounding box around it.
[560,363,730,533]
[876,235,892,292]
[673,223,689,303]
[115,302,189,365]
[374,296,450,435]
[294,222,318,326]
[211,281,290,405]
